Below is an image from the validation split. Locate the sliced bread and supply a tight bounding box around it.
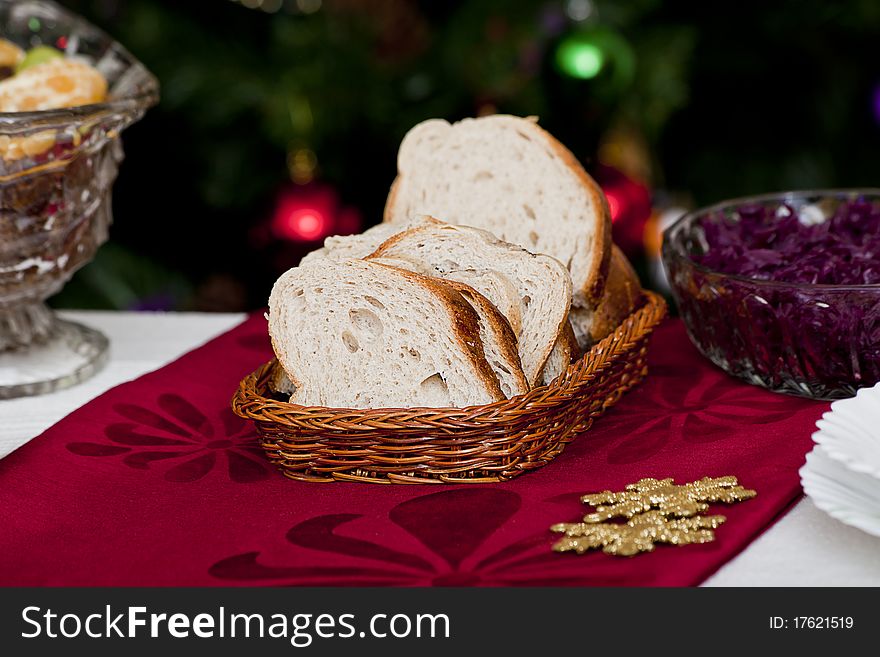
[268,259,505,408]
[442,279,529,398]
[570,245,642,352]
[538,320,578,387]
[377,257,529,399]
[383,114,611,309]
[268,365,297,396]
[437,267,523,338]
[303,219,526,339]
[299,217,437,267]
[369,220,572,386]
[300,218,528,396]
[442,263,566,388]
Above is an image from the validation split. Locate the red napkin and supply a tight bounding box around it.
[0,314,827,586]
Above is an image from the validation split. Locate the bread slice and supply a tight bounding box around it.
[369,220,572,386]
[299,218,528,396]
[268,365,297,396]
[445,265,569,389]
[538,320,578,387]
[439,268,523,338]
[383,114,611,309]
[371,256,528,398]
[570,245,642,352]
[268,259,505,408]
[443,280,529,398]
[299,217,437,267]
[304,221,526,339]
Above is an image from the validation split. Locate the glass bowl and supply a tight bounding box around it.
[662,189,880,401]
[0,0,157,398]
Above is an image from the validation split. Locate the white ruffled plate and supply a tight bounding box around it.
[799,446,880,538]
[812,384,880,479]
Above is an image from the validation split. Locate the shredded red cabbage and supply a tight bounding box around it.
[694,200,880,285]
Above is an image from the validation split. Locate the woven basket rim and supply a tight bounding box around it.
[232,290,667,421]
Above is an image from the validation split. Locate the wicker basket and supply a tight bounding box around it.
[232,291,666,484]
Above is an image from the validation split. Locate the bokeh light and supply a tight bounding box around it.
[556,37,604,79]
[605,189,622,221]
[274,206,328,241]
[564,0,594,23]
[268,183,361,246]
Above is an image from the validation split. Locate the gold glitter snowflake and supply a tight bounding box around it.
[580,476,756,522]
[549,476,757,557]
[552,511,726,557]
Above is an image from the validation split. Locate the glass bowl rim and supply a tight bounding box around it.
[662,187,880,291]
[0,88,158,125]
[0,0,159,125]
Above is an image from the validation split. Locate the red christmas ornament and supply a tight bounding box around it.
[270,182,361,243]
[593,163,652,260]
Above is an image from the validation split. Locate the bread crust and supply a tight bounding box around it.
[370,254,528,397]
[588,245,642,342]
[368,261,505,403]
[538,317,578,387]
[569,245,642,352]
[383,176,401,223]
[561,319,578,362]
[528,121,612,309]
[369,220,571,387]
[443,279,529,396]
[270,259,505,408]
[267,358,297,395]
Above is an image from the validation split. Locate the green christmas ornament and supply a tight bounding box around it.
[555,27,635,92]
[556,38,604,79]
[15,45,64,73]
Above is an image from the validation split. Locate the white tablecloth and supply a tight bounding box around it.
[2,310,879,586]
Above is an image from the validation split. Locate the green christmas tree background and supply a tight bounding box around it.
[48,0,880,311]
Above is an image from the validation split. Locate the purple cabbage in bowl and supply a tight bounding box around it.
[662,190,880,400]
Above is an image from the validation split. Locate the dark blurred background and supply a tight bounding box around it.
[50,0,880,312]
